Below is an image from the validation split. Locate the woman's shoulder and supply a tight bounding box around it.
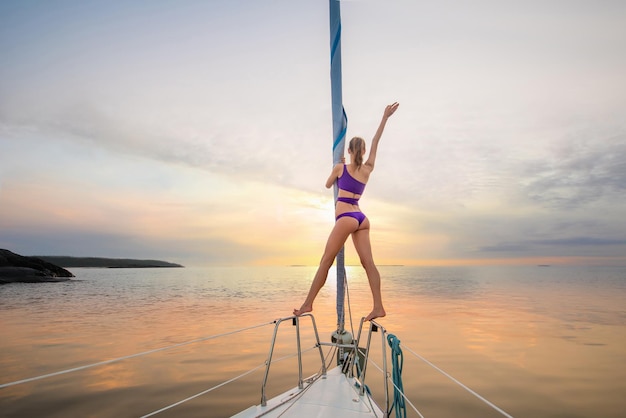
[329,163,344,179]
[357,164,374,181]
[362,162,375,173]
[345,164,368,182]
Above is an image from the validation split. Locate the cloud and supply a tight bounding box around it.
[0,227,261,266]
[533,237,626,247]
[0,0,337,200]
[477,237,626,261]
[479,237,626,253]
[0,95,331,193]
[521,134,626,209]
[2,1,626,265]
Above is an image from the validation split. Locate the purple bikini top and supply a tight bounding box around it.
[337,164,366,195]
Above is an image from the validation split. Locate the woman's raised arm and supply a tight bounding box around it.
[364,102,399,171]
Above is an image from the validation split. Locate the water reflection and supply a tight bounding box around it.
[1,265,625,417]
[384,266,482,300]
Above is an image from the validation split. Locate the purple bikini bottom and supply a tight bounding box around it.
[336,211,366,225]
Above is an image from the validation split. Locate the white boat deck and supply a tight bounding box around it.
[232,366,384,418]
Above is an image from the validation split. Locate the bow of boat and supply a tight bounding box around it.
[233,366,383,418]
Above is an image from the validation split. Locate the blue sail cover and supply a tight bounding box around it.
[329,0,347,331]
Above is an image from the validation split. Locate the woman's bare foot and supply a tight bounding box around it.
[293,304,313,316]
[365,307,386,322]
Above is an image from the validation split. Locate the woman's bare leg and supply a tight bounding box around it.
[294,217,358,316]
[351,219,386,321]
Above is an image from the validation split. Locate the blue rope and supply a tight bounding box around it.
[387,334,406,418]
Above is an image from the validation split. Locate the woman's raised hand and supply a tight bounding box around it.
[384,102,400,118]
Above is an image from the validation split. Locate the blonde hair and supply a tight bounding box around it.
[348,137,365,169]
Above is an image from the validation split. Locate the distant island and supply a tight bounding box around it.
[0,249,183,284]
[35,256,184,268]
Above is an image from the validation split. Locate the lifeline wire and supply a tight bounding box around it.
[0,320,275,389]
[366,356,425,418]
[403,344,514,418]
[141,345,326,417]
[140,362,267,418]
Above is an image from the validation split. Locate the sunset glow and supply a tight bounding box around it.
[1,1,625,266]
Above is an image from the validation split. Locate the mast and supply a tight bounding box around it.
[329,0,347,332]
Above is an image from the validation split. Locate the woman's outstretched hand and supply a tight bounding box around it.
[384,102,400,119]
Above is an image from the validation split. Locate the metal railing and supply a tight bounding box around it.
[260,314,326,406]
[258,314,392,416]
[352,317,391,416]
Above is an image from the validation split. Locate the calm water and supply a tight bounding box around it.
[1,265,625,417]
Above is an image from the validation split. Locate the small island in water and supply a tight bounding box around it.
[0,249,183,284]
[36,256,183,269]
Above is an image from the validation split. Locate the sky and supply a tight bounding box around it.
[1,0,625,267]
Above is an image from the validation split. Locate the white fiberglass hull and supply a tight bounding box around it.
[232,366,384,418]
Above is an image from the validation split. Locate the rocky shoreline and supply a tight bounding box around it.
[0,249,74,284]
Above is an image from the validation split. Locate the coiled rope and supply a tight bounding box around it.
[387,334,406,418]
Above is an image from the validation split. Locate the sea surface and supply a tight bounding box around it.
[1,265,625,417]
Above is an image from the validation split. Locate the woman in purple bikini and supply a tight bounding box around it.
[294,102,399,321]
